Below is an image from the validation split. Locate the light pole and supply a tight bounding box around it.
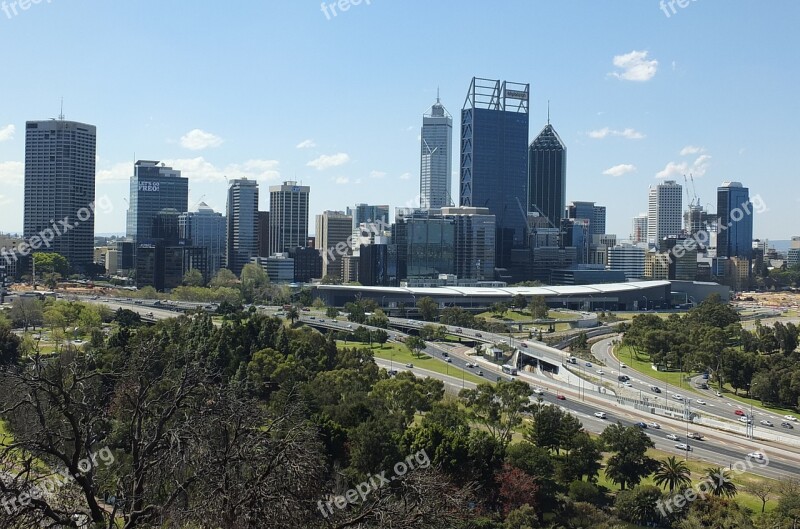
[684,398,692,461]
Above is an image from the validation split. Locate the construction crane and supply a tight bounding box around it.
[683,174,700,207]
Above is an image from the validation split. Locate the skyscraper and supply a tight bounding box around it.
[23,119,96,272]
[716,181,753,260]
[529,122,567,229]
[315,210,353,280]
[647,180,683,245]
[179,203,227,276]
[420,93,453,208]
[269,181,310,255]
[258,211,270,257]
[567,201,605,236]
[631,214,649,244]
[127,160,189,246]
[346,204,390,230]
[460,77,529,269]
[226,178,259,276]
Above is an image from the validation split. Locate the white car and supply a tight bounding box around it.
[596,370,605,375]
[673,394,684,401]
[647,422,661,429]
[666,433,679,441]
[696,399,707,405]
[675,443,692,451]
[531,388,544,396]
[620,363,627,368]
[594,412,607,419]
[466,363,476,368]
[784,415,798,422]
[715,391,723,397]
[739,416,753,424]
[623,381,632,387]
[760,420,774,427]
[747,452,766,461]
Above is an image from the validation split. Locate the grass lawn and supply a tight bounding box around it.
[547,310,581,321]
[476,310,531,322]
[335,340,487,385]
[615,345,702,395]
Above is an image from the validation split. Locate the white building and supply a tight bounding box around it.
[608,244,646,280]
[647,180,683,245]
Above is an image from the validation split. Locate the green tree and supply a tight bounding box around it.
[320,274,342,285]
[703,467,738,498]
[529,296,548,319]
[511,294,528,311]
[210,268,239,288]
[416,296,439,322]
[183,268,205,287]
[654,456,692,493]
[325,306,339,318]
[491,302,509,318]
[9,297,44,331]
[600,423,659,490]
[371,328,389,348]
[0,322,22,365]
[33,252,70,276]
[286,306,299,325]
[614,485,664,526]
[405,335,426,358]
[460,380,531,448]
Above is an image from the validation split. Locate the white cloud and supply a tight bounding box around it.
[0,194,12,206]
[589,127,645,140]
[0,161,24,185]
[655,154,712,179]
[0,124,15,142]
[307,152,350,171]
[97,162,133,182]
[335,176,350,185]
[369,170,387,179]
[679,145,705,156]
[603,164,637,177]
[399,172,412,180]
[161,157,280,182]
[296,139,316,149]
[180,129,224,150]
[610,50,658,82]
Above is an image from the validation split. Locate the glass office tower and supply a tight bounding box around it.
[460,77,530,270]
[529,123,567,229]
[716,181,753,259]
[420,94,453,209]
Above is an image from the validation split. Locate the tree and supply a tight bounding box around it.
[240,263,270,302]
[210,268,239,288]
[703,467,738,498]
[183,268,205,287]
[654,456,692,493]
[600,423,659,490]
[114,307,142,327]
[614,485,664,526]
[497,464,540,517]
[33,252,70,276]
[746,480,774,513]
[320,274,342,285]
[460,380,531,448]
[0,323,22,365]
[8,297,44,331]
[286,305,299,325]
[491,302,509,318]
[529,296,548,319]
[405,335,426,358]
[325,306,339,318]
[371,329,389,348]
[416,296,439,322]
[511,294,528,311]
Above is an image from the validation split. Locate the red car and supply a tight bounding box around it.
[735,409,746,416]
[556,395,566,400]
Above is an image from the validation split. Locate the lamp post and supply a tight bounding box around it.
[684,397,691,461]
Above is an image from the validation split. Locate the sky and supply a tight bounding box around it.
[0,0,798,240]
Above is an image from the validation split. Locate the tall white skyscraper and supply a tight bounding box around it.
[269,181,310,255]
[23,119,96,272]
[647,180,683,245]
[420,93,452,209]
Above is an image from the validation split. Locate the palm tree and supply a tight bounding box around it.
[654,456,692,492]
[287,306,299,325]
[703,467,738,498]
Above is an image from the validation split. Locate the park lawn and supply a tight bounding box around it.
[335,340,487,386]
[476,310,531,322]
[546,310,581,321]
[615,345,702,395]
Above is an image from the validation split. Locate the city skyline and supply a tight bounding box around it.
[0,1,797,241]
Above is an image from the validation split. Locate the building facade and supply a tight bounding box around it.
[442,206,496,280]
[647,180,683,245]
[179,203,227,277]
[24,119,97,272]
[608,244,646,280]
[567,201,605,237]
[226,178,259,276]
[420,95,453,208]
[716,181,753,260]
[126,161,188,247]
[269,181,310,255]
[529,123,567,230]
[315,210,353,281]
[460,77,529,270]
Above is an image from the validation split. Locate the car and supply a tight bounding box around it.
[647,422,661,429]
[531,388,544,396]
[634,422,648,429]
[623,381,632,387]
[673,394,684,401]
[407,320,414,324]
[715,391,723,397]
[687,432,704,440]
[739,416,753,424]
[620,363,627,368]
[475,333,483,338]
[444,357,451,363]
[466,362,476,368]
[477,370,484,376]
[782,422,794,429]
[405,363,414,368]
[301,307,310,312]
[597,370,605,375]
[521,343,528,348]
[618,375,630,382]
[455,328,463,333]
[735,409,746,416]
[747,452,766,461]
[318,319,325,322]
[556,395,566,400]
[594,412,607,419]
[346,324,353,329]
[666,433,679,441]
[585,362,592,367]
[387,369,398,377]
[784,415,798,422]
[760,420,774,427]
[146,312,154,317]
[309,316,315,320]
[695,399,707,405]
[650,385,662,393]
[675,443,692,451]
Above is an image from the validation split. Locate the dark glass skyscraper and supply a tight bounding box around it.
[24,119,96,272]
[460,77,529,270]
[528,123,567,229]
[226,178,259,276]
[126,160,189,246]
[716,181,753,259]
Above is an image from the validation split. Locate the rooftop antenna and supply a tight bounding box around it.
[436,86,440,104]
[547,100,550,125]
[59,97,64,121]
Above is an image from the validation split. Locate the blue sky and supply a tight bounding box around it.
[0,0,797,240]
